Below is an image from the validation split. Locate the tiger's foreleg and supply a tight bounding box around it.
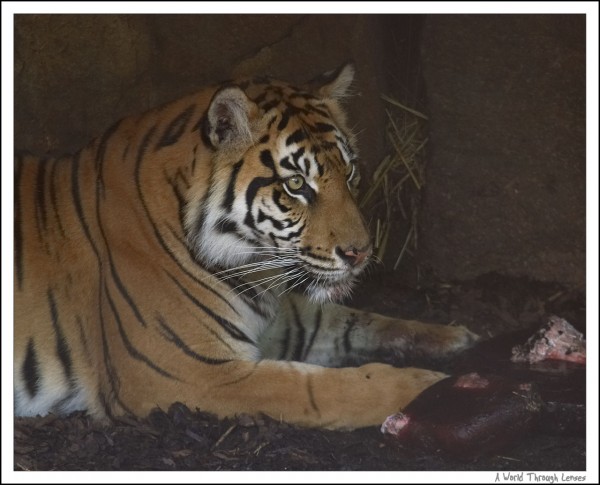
[147,359,447,430]
[260,293,479,368]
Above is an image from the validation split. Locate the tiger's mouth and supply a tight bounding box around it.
[296,267,361,303]
[213,248,366,304]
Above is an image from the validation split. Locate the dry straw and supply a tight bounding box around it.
[360,94,428,270]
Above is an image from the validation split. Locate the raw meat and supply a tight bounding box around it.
[511,316,586,365]
[381,373,542,460]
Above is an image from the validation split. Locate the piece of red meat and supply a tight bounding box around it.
[381,373,542,460]
[511,316,586,365]
[382,316,586,460]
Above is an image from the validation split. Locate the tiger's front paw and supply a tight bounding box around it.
[380,320,480,364]
[435,324,480,356]
[432,325,481,355]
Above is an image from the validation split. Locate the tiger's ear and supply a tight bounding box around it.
[205,86,256,148]
[310,62,356,100]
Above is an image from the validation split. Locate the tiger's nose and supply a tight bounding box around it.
[336,245,371,267]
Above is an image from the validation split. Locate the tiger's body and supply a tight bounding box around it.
[14,65,477,429]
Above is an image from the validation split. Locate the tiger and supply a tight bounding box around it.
[14,64,478,430]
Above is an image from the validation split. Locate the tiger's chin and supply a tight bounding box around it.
[303,277,358,304]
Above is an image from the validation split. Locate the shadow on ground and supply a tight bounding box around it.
[14,272,586,471]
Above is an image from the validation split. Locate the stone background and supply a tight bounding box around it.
[13,14,586,289]
[420,15,586,289]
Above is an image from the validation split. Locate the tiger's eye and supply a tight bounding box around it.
[286,175,305,191]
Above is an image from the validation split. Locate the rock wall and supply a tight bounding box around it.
[14,14,393,172]
[419,15,585,288]
[13,14,586,289]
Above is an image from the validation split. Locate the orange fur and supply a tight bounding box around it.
[14,65,477,428]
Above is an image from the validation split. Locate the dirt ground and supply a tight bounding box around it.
[13,271,586,472]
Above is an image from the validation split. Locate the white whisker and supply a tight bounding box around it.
[252,269,305,300]
[279,274,311,297]
[228,270,296,296]
[213,258,294,278]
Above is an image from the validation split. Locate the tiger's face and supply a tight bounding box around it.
[186,65,372,303]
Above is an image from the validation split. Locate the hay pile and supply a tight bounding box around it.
[360,95,428,272]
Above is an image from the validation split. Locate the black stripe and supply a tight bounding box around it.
[273,189,290,213]
[104,248,149,328]
[289,91,316,101]
[95,120,123,189]
[306,375,320,414]
[156,316,231,365]
[223,273,262,304]
[54,391,80,413]
[215,216,238,234]
[279,156,295,172]
[244,176,277,229]
[319,140,337,151]
[286,128,306,146]
[252,92,267,105]
[259,150,276,171]
[133,125,241,317]
[23,338,40,398]
[164,224,242,317]
[272,222,305,242]
[218,361,259,387]
[14,156,24,290]
[164,168,188,230]
[76,316,92,366]
[304,103,330,118]
[312,122,336,133]
[190,308,244,353]
[266,115,277,130]
[92,125,161,330]
[302,307,322,361]
[257,209,285,231]
[166,271,254,344]
[49,156,66,237]
[156,105,195,149]
[71,150,102,261]
[278,326,291,360]
[335,134,355,160]
[105,284,178,380]
[34,157,49,237]
[191,145,198,172]
[98,288,134,417]
[97,390,116,420]
[194,191,210,239]
[261,99,279,112]
[277,110,290,131]
[193,113,215,150]
[222,159,244,212]
[305,251,334,263]
[289,301,305,361]
[315,158,325,177]
[135,124,158,184]
[300,157,311,177]
[291,146,305,165]
[70,148,133,415]
[74,142,127,412]
[47,288,73,381]
[343,317,357,355]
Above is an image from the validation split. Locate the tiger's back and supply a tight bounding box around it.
[14,65,477,428]
[15,86,253,418]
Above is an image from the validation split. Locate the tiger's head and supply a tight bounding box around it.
[185,64,372,303]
